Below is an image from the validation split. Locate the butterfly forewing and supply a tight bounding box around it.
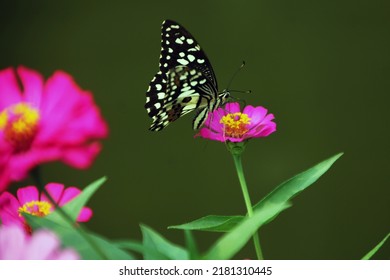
[159,20,218,89]
[145,20,228,131]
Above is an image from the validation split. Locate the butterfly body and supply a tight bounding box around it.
[145,20,229,131]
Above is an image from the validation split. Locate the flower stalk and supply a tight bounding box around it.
[228,141,264,260]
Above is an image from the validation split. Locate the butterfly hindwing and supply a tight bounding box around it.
[147,66,217,131]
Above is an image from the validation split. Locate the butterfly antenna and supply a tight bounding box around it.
[229,89,252,94]
[226,61,246,91]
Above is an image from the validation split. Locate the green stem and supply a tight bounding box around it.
[30,167,108,260]
[232,153,264,260]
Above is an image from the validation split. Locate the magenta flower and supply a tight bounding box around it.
[0,225,79,259]
[0,183,92,233]
[196,102,276,142]
[0,66,108,192]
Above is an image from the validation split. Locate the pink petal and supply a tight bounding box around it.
[0,192,24,227]
[62,142,102,168]
[17,186,39,205]
[0,68,22,110]
[0,225,26,259]
[58,186,81,205]
[203,108,225,133]
[41,183,65,204]
[252,123,277,138]
[55,248,79,260]
[228,136,247,142]
[17,66,43,108]
[195,127,226,142]
[23,230,60,259]
[224,102,241,113]
[245,106,268,129]
[77,207,93,222]
[0,164,11,193]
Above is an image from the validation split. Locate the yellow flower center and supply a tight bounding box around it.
[18,200,53,217]
[0,103,40,152]
[220,112,251,138]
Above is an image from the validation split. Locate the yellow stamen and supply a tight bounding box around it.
[0,111,7,129]
[0,102,40,151]
[18,201,52,217]
[220,112,251,138]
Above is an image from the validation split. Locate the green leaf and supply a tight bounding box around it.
[141,224,189,260]
[47,177,106,225]
[26,214,134,260]
[362,233,390,260]
[114,240,145,255]
[253,153,343,211]
[184,230,199,260]
[24,177,129,259]
[169,215,243,232]
[203,202,291,260]
[170,153,343,233]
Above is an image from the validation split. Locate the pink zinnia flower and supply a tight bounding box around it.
[0,183,92,233]
[0,225,79,260]
[0,66,108,192]
[196,102,276,142]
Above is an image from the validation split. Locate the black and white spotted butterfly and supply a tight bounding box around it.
[145,20,230,131]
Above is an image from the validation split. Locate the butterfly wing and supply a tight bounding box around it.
[147,66,217,131]
[159,20,218,88]
[145,20,220,131]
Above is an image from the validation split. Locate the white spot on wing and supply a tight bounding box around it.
[154,103,161,109]
[168,48,173,53]
[177,58,189,65]
[156,84,162,90]
[190,81,198,86]
[197,59,205,64]
[186,38,194,44]
[171,25,179,29]
[187,54,195,62]
[157,92,165,99]
[175,38,183,44]
[179,52,185,57]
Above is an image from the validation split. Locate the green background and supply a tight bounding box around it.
[1,1,389,259]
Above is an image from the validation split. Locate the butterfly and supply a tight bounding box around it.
[145,20,230,131]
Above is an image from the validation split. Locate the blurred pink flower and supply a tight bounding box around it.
[196,102,276,142]
[0,66,108,192]
[0,183,92,233]
[0,225,79,260]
